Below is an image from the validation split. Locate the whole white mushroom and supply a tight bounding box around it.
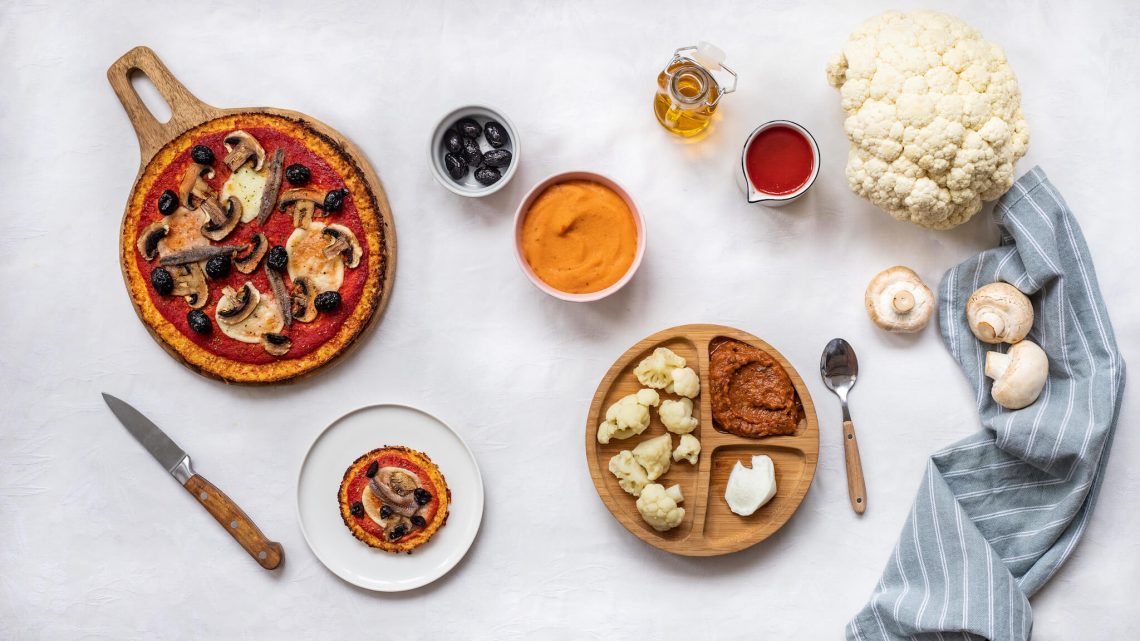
[967,282,1034,344]
[985,341,1049,409]
[865,266,935,333]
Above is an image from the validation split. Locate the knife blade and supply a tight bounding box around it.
[102,393,283,570]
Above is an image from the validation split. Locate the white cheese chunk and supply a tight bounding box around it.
[724,455,777,516]
[287,222,344,293]
[216,292,283,344]
[221,164,267,223]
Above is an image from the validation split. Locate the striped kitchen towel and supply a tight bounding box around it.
[846,167,1126,641]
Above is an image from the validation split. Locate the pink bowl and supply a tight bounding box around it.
[513,171,646,302]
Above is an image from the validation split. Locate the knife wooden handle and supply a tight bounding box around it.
[842,420,867,514]
[184,474,283,570]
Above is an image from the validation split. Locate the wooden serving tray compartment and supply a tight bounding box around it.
[586,324,819,556]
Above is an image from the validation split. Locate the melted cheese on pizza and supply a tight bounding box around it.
[216,294,284,344]
[221,165,267,223]
[286,222,344,293]
[157,207,209,256]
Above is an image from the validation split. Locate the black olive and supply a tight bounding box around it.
[482,149,512,169]
[151,267,174,296]
[444,153,467,180]
[350,501,365,518]
[413,488,432,506]
[444,129,463,154]
[314,291,341,312]
[411,515,426,528]
[365,461,379,478]
[285,163,311,185]
[484,120,508,148]
[379,505,393,519]
[266,245,288,272]
[474,166,501,186]
[388,524,408,541]
[187,309,211,335]
[190,145,215,164]
[461,137,483,166]
[456,117,482,139]
[204,254,231,279]
[157,189,179,215]
[323,188,349,212]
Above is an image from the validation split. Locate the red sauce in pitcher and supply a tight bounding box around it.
[744,125,815,195]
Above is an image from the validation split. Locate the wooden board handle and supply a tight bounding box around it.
[842,420,866,514]
[183,474,283,570]
[107,46,219,161]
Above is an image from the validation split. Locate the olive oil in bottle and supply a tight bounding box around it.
[653,42,737,138]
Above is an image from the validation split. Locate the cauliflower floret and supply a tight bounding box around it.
[634,347,686,389]
[636,483,685,532]
[608,450,650,496]
[673,434,701,464]
[632,433,672,481]
[659,398,698,434]
[665,367,700,398]
[826,10,1029,229]
[597,389,660,444]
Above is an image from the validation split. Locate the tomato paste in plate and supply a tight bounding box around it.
[744,125,815,196]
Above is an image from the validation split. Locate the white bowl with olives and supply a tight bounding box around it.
[429,105,519,197]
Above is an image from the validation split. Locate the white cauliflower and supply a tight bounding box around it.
[659,398,698,434]
[826,11,1029,229]
[608,450,650,496]
[673,434,701,464]
[666,367,700,398]
[632,433,672,481]
[634,347,686,389]
[597,389,660,444]
[636,483,685,532]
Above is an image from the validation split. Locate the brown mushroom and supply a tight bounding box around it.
[277,188,325,228]
[222,131,266,172]
[216,282,260,325]
[169,263,209,309]
[290,276,318,323]
[178,163,216,209]
[200,196,242,241]
[233,232,268,274]
[261,332,292,356]
[136,220,169,261]
[321,224,362,268]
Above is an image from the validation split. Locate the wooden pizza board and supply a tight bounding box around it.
[107,46,396,383]
[585,324,819,556]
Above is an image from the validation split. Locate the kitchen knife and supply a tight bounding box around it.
[102,393,283,570]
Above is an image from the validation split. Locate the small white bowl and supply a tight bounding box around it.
[736,119,820,207]
[428,105,519,197]
[513,171,645,302]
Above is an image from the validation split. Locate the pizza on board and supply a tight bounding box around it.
[121,113,391,383]
[338,446,451,553]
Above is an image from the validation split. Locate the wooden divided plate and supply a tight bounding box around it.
[108,47,396,384]
[586,324,819,556]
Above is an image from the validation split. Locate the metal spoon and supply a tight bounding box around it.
[820,338,867,514]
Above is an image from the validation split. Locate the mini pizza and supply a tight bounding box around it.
[338,446,450,553]
[121,113,392,383]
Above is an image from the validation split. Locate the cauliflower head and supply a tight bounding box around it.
[826,10,1029,229]
[609,450,650,496]
[673,433,701,464]
[636,483,685,532]
[659,398,698,434]
[666,367,700,398]
[632,433,672,481]
[597,389,660,444]
[634,347,687,389]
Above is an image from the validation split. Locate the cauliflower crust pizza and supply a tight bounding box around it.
[120,113,392,383]
[338,446,450,553]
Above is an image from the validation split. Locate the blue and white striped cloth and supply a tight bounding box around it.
[846,167,1126,640]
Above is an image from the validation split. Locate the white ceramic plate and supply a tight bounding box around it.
[296,404,484,591]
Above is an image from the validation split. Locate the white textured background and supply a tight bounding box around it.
[1,1,1137,639]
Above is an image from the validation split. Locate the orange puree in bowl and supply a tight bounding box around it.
[521,180,638,294]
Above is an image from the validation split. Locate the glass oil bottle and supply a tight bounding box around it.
[653,42,737,138]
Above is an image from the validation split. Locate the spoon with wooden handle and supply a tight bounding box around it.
[820,338,867,514]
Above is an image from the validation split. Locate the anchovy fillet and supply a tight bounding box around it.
[255,148,286,226]
[265,266,292,327]
[159,244,242,266]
